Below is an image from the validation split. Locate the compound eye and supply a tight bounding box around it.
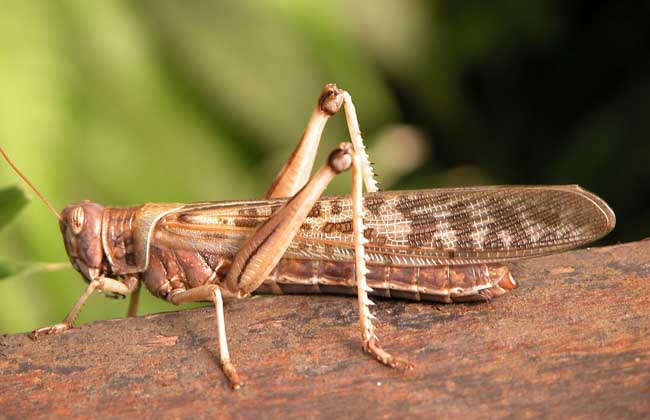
[71,206,85,235]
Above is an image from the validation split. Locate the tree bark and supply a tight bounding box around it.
[1,241,649,419]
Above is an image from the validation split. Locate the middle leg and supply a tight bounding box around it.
[170,285,242,389]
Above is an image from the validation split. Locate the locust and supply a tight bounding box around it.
[0,84,615,389]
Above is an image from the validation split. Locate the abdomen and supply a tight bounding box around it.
[257,258,518,303]
[143,245,517,303]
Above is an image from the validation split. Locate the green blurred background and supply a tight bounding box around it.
[1,1,648,334]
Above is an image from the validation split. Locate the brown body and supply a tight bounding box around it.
[94,184,613,306]
[100,205,517,305]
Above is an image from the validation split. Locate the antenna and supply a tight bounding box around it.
[0,146,61,221]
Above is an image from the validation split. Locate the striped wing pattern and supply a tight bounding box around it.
[159,185,615,267]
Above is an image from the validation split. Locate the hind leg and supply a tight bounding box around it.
[266,83,378,198]
[266,83,345,198]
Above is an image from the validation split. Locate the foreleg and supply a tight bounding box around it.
[31,275,139,338]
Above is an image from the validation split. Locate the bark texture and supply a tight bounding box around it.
[1,241,648,419]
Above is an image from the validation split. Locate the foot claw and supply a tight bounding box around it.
[221,361,243,390]
[30,323,72,340]
[386,356,415,371]
[364,337,414,371]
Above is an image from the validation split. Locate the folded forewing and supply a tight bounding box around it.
[157,185,615,267]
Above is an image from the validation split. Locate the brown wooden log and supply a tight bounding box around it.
[1,241,649,419]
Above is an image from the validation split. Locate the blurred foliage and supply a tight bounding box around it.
[0,260,68,281]
[0,186,28,231]
[0,1,648,333]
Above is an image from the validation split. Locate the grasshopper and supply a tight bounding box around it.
[1,84,615,389]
